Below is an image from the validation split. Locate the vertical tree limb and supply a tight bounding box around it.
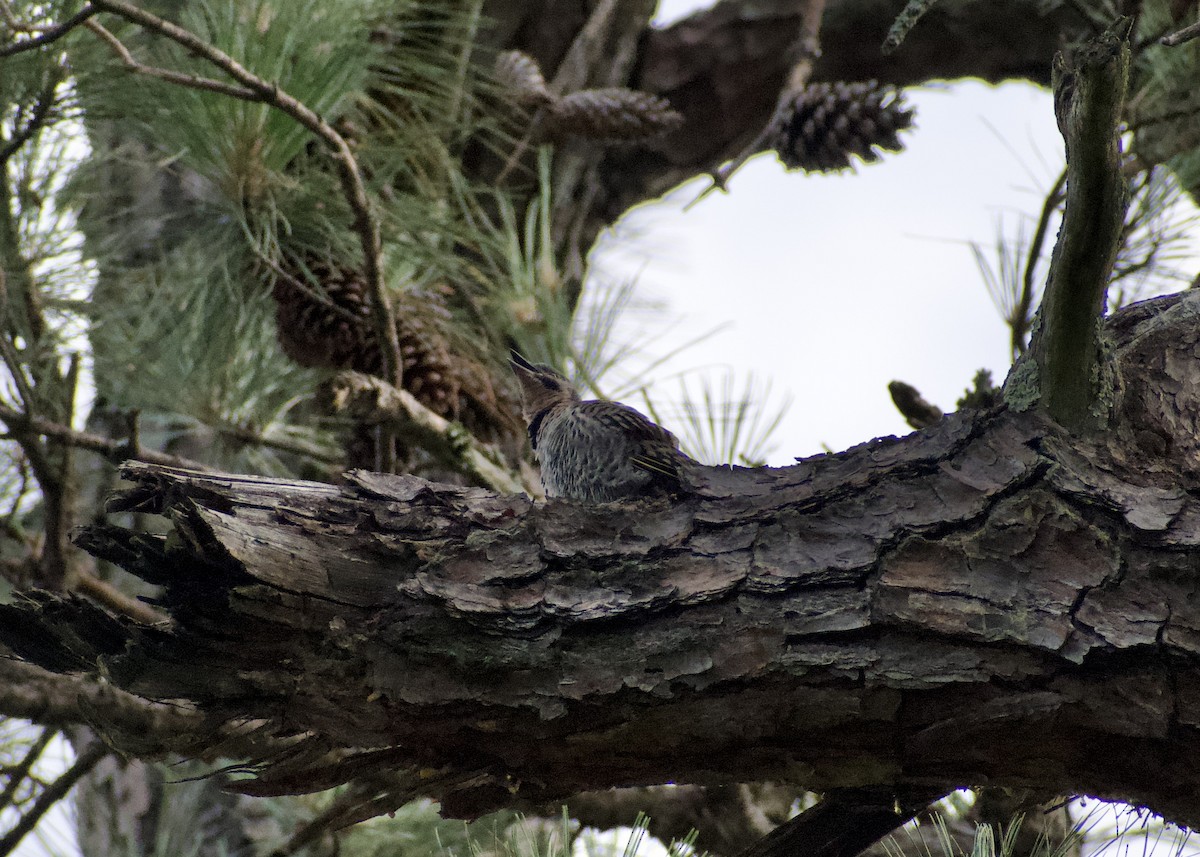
[1020,21,1130,428]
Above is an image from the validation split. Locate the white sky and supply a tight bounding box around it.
[593,1,1071,464]
[597,85,1065,463]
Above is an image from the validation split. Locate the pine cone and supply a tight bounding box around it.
[771,81,914,172]
[543,88,683,142]
[494,50,553,106]
[269,255,520,442]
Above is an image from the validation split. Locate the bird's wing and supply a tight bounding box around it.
[576,401,688,480]
[575,400,678,444]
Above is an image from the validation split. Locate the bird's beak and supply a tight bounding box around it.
[509,350,538,373]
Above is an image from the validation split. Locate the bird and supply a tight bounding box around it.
[508,353,694,502]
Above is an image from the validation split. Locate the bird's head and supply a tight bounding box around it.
[509,352,579,418]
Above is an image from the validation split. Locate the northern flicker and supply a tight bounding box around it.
[509,353,694,502]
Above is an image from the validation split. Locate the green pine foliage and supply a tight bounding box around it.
[1129,0,1200,198]
[85,235,338,475]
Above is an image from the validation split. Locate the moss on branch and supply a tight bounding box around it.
[1021,21,1130,429]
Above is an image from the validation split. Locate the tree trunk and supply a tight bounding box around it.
[4,290,1200,828]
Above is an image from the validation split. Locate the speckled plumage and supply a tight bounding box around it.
[509,354,692,502]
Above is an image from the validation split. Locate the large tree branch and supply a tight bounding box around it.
[588,0,1086,220]
[2,291,1199,827]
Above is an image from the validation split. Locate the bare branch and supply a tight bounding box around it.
[0,726,57,812]
[83,19,260,100]
[883,0,942,54]
[1015,168,1067,357]
[0,402,337,478]
[0,658,288,762]
[0,402,210,471]
[0,739,106,857]
[1161,18,1200,46]
[39,354,81,589]
[691,0,828,202]
[75,568,166,625]
[90,0,405,388]
[0,4,98,58]
[325,371,526,494]
[0,64,64,166]
[214,423,342,466]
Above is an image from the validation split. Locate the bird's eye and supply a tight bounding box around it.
[539,377,560,391]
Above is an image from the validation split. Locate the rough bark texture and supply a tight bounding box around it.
[4,290,1200,826]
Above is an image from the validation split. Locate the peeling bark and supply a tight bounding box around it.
[4,292,1200,824]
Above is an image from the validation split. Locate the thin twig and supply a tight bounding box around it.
[216,423,342,465]
[0,726,58,812]
[36,353,81,589]
[882,0,942,55]
[1014,167,1067,357]
[0,65,64,166]
[0,4,98,58]
[686,121,779,209]
[0,2,19,30]
[0,739,107,857]
[90,0,405,388]
[1160,18,1200,46]
[326,371,524,494]
[75,567,166,624]
[84,19,261,100]
[0,272,38,414]
[0,402,210,471]
[689,0,828,205]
